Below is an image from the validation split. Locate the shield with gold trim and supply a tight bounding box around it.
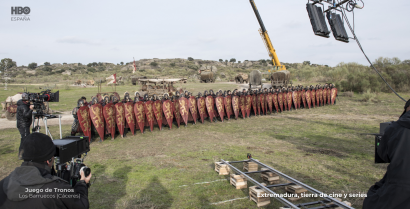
[77,106,92,142]
[292,91,298,110]
[114,103,125,137]
[251,94,257,115]
[205,96,215,122]
[311,89,316,108]
[223,95,232,120]
[179,97,189,126]
[287,91,292,111]
[258,94,264,114]
[302,90,307,109]
[315,89,320,107]
[133,101,145,133]
[172,100,181,128]
[283,92,288,111]
[232,95,240,119]
[273,93,279,113]
[124,102,135,135]
[144,101,155,132]
[278,92,283,112]
[103,103,116,139]
[256,94,261,115]
[245,95,251,118]
[188,96,198,124]
[162,100,174,129]
[197,97,207,123]
[323,89,327,105]
[90,104,105,140]
[331,88,338,105]
[297,90,301,109]
[327,88,331,105]
[267,93,273,113]
[239,95,246,118]
[153,100,163,130]
[306,89,311,109]
[215,96,225,122]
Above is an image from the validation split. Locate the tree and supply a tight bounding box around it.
[87,67,96,73]
[43,66,53,72]
[230,58,236,63]
[44,62,51,66]
[92,62,98,67]
[188,57,194,61]
[28,62,38,69]
[303,61,311,65]
[78,63,82,66]
[63,62,67,65]
[170,63,176,67]
[98,62,103,66]
[219,59,223,62]
[238,61,241,64]
[120,62,124,65]
[0,58,16,70]
[87,63,92,67]
[150,62,158,67]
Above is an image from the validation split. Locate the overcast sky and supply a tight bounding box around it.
[1,0,409,67]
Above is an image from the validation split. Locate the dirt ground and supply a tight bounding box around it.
[0,113,73,129]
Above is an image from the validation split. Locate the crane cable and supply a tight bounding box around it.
[336,0,407,102]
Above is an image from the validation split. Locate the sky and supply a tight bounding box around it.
[1,0,409,67]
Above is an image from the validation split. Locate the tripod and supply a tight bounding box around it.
[32,113,62,140]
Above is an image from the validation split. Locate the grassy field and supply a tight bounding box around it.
[0,82,408,209]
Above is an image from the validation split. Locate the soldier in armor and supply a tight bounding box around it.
[227,90,232,96]
[71,100,85,136]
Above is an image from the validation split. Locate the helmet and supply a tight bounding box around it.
[22,93,29,101]
[78,100,85,107]
[134,96,140,103]
[91,97,98,105]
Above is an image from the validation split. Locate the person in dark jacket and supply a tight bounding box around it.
[16,93,34,159]
[363,99,410,209]
[0,133,91,209]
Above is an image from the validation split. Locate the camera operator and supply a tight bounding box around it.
[363,99,410,209]
[0,133,91,209]
[16,93,34,159]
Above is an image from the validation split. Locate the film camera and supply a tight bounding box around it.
[23,89,60,117]
[53,136,91,187]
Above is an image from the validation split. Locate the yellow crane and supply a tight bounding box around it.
[249,0,290,87]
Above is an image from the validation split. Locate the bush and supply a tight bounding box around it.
[188,57,194,61]
[28,62,37,69]
[230,58,236,63]
[170,63,176,67]
[87,67,96,73]
[44,62,50,66]
[150,62,158,67]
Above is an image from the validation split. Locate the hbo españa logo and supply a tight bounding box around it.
[11,7,31,15]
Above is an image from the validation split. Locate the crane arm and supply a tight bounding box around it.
[249,0,286,71]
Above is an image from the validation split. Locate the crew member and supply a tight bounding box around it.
[0,133,91,209]
[363,100,410,209]
[16,93,34,159]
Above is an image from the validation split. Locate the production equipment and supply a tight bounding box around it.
[53,136,91,187]
[363,122,393,164]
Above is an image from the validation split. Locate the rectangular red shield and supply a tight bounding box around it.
[283,92,288,111]
[273,93,279,113]
[223,96,232,120]
[205,96,215,122]
[90,104,105,141]
[103,103,116,139]
[297,90,301,109]
[197,97,207,123]
[245,95,251,118]
[215,96,225,122]
[179,97,189,126]
[188,96,198,124]
[134,101,145,133]
[256,94,261,115]
[231,96,240,119]
[115,103,125,137]
[144,101,155,132]
[239,95,245,118]
[331,88,338,105]
[327,88,331,105]
[153,100,163,130]
[287,92,292,111]
[77,106,92,142]
[292,91,297,110]
[124,102,135,135]
[162,100,174,129]
[173,100,181,128]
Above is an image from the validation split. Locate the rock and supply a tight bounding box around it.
[62,70,71,75]
[52,63,62,67]
[199,66,207,71]
[211,66,217,72]
[121,67,128,71]
[26,70,36,75]
[220,73,226,78]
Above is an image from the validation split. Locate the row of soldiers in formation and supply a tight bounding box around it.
[71,84,338,141]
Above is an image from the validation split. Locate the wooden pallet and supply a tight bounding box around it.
[285,185,308,201]
[214,162,230,175]
[243,161,258,172]
[323,198,352,209]
[260,168,280,184]
[249,183,271,207]
[230,174,247,189]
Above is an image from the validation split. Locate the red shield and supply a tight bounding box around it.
[251,94,257,115]
[267,93,273,113]
[7,104,17,113]
[205,96,215,122]
[256,94,261,115]
[103,103,116,139]
[292,91,297,110]
[188,96,198,124]
[90,104,105,141]
[310,89,316,108]
[278,93,283,112]
[323,89,327,105]
[306,90,311,109]
[124,102,135,135]
[223,96,232,120]
[133,101,145,133]
[283,93,288,111]
[331,88,338,105]
[315,89,319,107]
[245,95,251,118]
[287,92,292,111]
[273,93,279,113]
[115,103,125,137]
[197,97,207,123]
[153,100,163,130]
[215,96,225,121]
[259,94,264,114]
[179,97,189,125]
[162,100,174,129]
[327,88,331,105]
[231,96,240,119]
[77,106,92,142]
[302,90,307,108]
[239,95,246,118]
[144,101,155,132]
[297,90,301,109]
[172,100,181,128]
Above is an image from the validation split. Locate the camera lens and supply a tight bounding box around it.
[82,166,91,177]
